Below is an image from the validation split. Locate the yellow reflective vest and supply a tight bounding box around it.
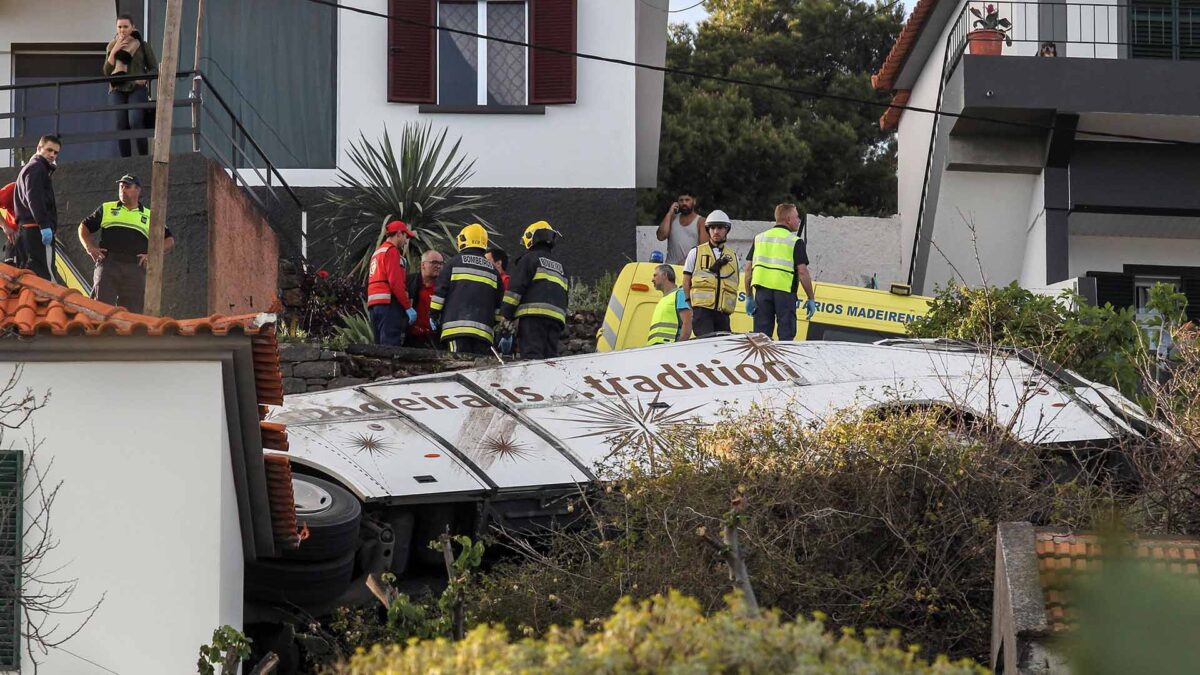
[689,242,739,313]
[648,288,684,345]
[100,200,150,237]
[751,225,798,292]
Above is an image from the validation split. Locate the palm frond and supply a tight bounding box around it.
[319,123,498,278]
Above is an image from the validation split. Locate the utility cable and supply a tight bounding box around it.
[637,0,708,13]
[300,0,1200,146]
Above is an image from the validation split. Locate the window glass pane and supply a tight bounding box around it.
[487,2,527,105]
[439,2,479,105]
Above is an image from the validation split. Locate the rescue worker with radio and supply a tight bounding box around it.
[366,219,418,346]
[78,174,173,313]
[431,223,505,355]
[647,264,692,345]
[742,203,816,341]
[501,221,569,359]
[682,209,738,338]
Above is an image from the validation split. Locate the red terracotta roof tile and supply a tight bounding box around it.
[264,453,300,549]
[0,264,296,549]
[879,90,911,130]
[1034,529,1200,631]
[873,0,940,94]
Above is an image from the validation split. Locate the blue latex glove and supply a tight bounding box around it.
[803,299,817,320]
[745,295,757,316]
[406,307,418,324]
[430,317,438,332]
[39,228,53,247]
[498,336,513,355]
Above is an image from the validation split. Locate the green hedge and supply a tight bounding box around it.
[343,592,983,674]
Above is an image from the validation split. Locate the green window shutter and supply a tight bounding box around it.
[0,451,22,671]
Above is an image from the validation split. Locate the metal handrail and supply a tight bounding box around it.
[2,68,306,255]
[944,0,1200,80]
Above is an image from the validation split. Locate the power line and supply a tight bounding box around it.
[300,0,1199,147]
[637,0,708,13]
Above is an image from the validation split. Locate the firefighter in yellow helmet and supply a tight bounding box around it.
[429,223,505,354]
[500,220,569,359]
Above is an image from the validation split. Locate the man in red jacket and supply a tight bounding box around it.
[0,182,18,265]
[367,220,417,346]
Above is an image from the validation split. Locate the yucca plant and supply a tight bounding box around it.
[320,124,492,277]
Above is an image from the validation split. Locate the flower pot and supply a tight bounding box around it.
[968,28,1006,56]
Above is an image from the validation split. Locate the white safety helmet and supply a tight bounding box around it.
[706,209,732,229]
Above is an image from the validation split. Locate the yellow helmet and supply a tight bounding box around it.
[521,220,560,249]
[456,223,488,251]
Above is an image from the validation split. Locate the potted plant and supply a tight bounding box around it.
[968,4,1012,56]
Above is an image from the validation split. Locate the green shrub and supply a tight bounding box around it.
[907,282,1145,395]
[466,408,1124,663]
[343,591,984,674]
[568,270,617,315]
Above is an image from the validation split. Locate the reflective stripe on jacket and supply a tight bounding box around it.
[689,241,739,314]
[751,226,798,292]
[367,241,410,308]
[500,243,569,325]
[648,288,683,345]
[431,248,504,343]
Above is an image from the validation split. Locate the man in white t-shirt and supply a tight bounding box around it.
[655,191,707,265]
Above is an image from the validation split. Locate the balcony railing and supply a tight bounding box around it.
[945,1,1200,80]
[0,70,306,256]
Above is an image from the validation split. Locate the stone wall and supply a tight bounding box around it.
[279,311,602,395]
[279,343,480,395]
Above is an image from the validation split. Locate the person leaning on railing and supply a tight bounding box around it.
[104,13,158,158]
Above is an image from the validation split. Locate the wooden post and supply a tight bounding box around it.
[145,0,184,316]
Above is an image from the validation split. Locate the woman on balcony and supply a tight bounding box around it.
[104,13,158,158]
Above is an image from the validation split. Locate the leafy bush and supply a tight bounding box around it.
[289,268,366,341]
[907,282,1144,395]
[567,270,616,315]
[342,591,984,674]
[466,408,1125,663]
[324,308,374,352]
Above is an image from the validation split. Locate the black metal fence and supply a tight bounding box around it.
[1,70,305,253]
[945,1,1200,79]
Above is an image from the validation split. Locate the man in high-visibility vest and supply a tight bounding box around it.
[431,223,505,355]
[682,209,738,338]
[742,203,816,341]
[647,264,692,345]
[78,174,174,313]
[366,219,418,346]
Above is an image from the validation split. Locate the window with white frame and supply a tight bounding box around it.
[438,0,528,106]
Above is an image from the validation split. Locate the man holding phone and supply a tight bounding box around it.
[655,191,707,265]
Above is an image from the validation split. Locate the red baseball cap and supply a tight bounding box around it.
[386,220,417,238]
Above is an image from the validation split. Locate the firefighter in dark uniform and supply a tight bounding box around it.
[77,174,173,313]
[501,221,569,360]
[430,223,505,355]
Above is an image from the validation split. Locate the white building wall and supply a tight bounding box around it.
[924,171,1036,289]
[635,214,904,288]
[10,360,240,675]
[0,0,115,165]
[330,0,639,190]
[894,2,964,282]
[1019,171,1047,287]
[1068,235,1200,276]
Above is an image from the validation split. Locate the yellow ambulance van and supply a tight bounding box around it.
[596,262,932,351]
